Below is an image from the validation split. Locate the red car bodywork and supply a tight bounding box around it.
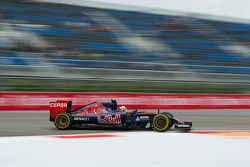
[50,100,106,120]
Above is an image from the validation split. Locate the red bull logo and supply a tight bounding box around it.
[97,114,121,124]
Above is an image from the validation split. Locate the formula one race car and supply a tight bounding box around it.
[49,99,192,132]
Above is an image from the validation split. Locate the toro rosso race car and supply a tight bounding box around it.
[49,99,192,132]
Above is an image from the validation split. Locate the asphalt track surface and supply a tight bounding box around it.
[0,110,250,137]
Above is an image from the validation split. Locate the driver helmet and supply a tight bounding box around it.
[119,106,127,112]
[111,98,117,103]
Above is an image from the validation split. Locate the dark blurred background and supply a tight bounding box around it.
[1,0,250,93]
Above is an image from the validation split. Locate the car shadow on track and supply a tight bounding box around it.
[49,126,191,133]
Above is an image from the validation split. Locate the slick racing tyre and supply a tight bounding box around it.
[54,113,72,130]
[162,112,174,129]
[153,114,172,132]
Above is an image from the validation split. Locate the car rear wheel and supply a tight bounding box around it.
[54,113,72,130]
[153,114,172,132]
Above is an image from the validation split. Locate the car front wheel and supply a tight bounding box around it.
[153,114,172,132]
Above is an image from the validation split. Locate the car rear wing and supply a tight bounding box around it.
[49,100,72,121]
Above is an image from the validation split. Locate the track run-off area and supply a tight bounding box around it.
[0,110,250,167]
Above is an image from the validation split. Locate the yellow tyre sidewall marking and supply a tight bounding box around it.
[153,114,170,131]
[55,113,71,129]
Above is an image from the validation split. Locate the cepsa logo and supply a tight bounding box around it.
[50,102,67,108]
[97,114,121,124]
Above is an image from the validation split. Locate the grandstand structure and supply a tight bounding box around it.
[1,0,250,84]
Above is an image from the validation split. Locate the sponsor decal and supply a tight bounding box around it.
[73,117,89,121]
[97,114,121,124]
[176,124,190,128]
[139,116,149,120]
[50,102,67,108]
[136,116,149,121]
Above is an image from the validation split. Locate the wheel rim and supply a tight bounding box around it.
[153,114,170,131]
[59,116,67,125]
[155,117,167,129]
